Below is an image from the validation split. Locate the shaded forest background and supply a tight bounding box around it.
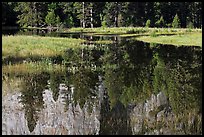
[2,2,202,28]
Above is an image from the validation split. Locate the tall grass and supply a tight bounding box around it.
[2,35,85,60]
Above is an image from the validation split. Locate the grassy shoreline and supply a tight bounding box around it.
[2,28,202,76]
[135,32,202,47]
[64,27,202,47]
[2,35,85,60]
[65,27,202,34]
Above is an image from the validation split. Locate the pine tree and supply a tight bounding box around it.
[65,16,74,28]
[2,2,203,28]
[56,15,61,28]
[45,11,57,26]
[73,2,85,28]
[60,2,78,27]
[103,2,123,27]
[155,16,165,28]
[172,14,181,28]
[14,2,47,27]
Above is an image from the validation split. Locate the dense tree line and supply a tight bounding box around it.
[2,2,202,28]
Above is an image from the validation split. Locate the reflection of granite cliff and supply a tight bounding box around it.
[2,88,101,135]
[130,92,201,135]
[2,89,201,135]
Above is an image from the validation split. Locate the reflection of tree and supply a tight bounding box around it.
[103,39,154,108]
[70,67,99,109]
[60,47,103,111]
[49,71,64,101]
[100,39,155,135]
[61,39,202,134]
[151,45,202,134]
[19,72,50,132]
[102,40,202,134]
[99,96,132,135]
[63,46,104,110]
[153,45,202,115]
[63,46,105,71]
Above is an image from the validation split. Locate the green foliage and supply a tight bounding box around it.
[155,16,165,28]
[2,35,84,62]
[56,16,61,25]
[172,14,181,28]
[45,11,58,26]
[126,29,136,34]
[145,19,151,28]
[64,16,74,28]
[101,20,107,28]
[166,23,172,28]
[2,2,202,28]
[150,30,158,37]
[48,2,58,11]
[14,2,47,27]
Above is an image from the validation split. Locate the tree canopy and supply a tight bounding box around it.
[2,2,202,28]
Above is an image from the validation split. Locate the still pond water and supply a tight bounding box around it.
[2,30,202,135]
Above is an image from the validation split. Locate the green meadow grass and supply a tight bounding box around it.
[135,32,202,47]
[2,35,85,60]
[2,35,84,78]
[65,27,202,47]
[66,27,201,35]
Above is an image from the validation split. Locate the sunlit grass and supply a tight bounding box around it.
[66,27,202,35]
[135,32,202,47]
[2,35,85,60]
[66,27,202,47]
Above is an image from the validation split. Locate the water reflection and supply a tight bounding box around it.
[19,72,50,132]
[48,71,64,101]
[152,45,202,115]
[99,92,132,135]
[2,38,202,135]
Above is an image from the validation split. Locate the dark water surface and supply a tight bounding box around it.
[2,29,202,135]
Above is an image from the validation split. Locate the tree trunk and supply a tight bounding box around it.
[33,2,38,28]
[90,6,93,28]
[114,2,119,27]
[114,11,118,27]
[33,2,39,35]
[82,2,85,28]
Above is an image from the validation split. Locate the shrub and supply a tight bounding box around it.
[145,19,151,28]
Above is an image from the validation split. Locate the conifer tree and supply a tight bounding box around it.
[172,14,181,28]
